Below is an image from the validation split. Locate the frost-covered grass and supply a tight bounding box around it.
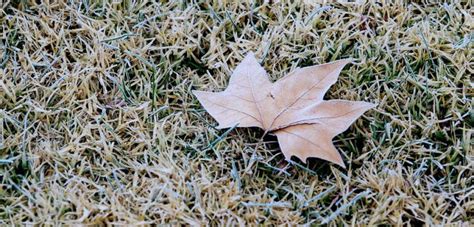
[0,1,472,225]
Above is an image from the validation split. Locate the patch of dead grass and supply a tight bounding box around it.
[0,1,472,225]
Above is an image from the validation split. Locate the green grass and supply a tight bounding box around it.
[0,1,472,225]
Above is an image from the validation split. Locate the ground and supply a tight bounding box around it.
[0,1,472,225]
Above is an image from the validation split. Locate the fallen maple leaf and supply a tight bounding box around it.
[193,52,375,168]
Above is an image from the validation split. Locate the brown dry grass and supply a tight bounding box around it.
[0,0,473,225]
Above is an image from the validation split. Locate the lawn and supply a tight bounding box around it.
[0,1,472,225]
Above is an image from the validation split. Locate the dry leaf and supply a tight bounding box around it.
[193,52,375,167]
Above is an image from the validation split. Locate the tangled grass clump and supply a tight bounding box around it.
[0,1,472,225]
